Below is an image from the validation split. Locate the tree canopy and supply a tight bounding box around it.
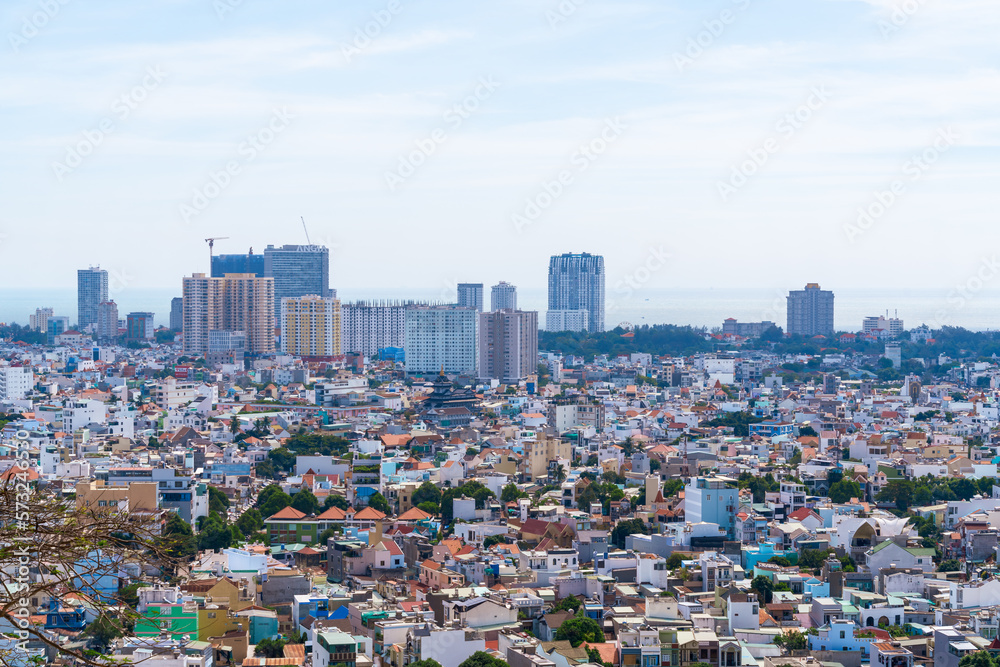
[554,611,605,647]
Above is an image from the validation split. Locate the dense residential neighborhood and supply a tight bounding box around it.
[7,263,1000,667]
[6,305,1000,667]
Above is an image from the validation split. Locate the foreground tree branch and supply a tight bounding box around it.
[0,477,189,667]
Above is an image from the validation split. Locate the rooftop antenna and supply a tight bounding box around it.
[301,216,312,245]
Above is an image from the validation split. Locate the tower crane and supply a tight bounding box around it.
[205,237,229,271]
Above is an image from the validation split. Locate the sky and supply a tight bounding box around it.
[2,0,999,300]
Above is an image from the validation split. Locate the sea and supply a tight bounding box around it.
[5,287,997,333]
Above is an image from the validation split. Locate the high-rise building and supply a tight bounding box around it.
[281,295,341,357]
[96,301,119,343]
[29,308,53,333]
[544,309,589,332]
[786,283,835,336]
[182,273,274,355]
[211,250,265,278]
[457,283,484,311]
[126,312,155,341]
[77,267,109,330]
[263,245,330,319]
[404,305,478,375]
[490,281,517,311]
[547,253,605,332]
[863,314,904,338]
[169,297,183,331]
[340,301,424,357]
[478,309,538,383]
[47,317,69,345]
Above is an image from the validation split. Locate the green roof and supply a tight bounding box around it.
[869,540,934,557]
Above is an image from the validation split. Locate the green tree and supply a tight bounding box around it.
[457,651,509,667]
[235,508,263,538]
[83,614,124,652]
[554,612,604,647]
[938,559,962,572]
[259,488,293,518]
[774,630,807,651]
[958,651,1000,667]
[877,479,914,511]
[413,481,443,506]
[767,556,792,567]
[798,548,834,571]
[268,447,296,473]
[828,479,862,504]
[483,534,506,549]
[367,492,391,515]
[501,482,527,503]
[160,512,197,562]
[291,489,320,515]
[325,493,350,510]
[197,511,234,551]
[208,485,230,516]
[417,501,440,515]
[704,411,764,436]
[255,459,278,479]
[553,595,582,613]
[585,647,610,667]
[611,518,649,548]
[410,661,444,667]
[255,637,287,657]
[751,575,774,604]
[950,478,978,501]
[798,426,818,437]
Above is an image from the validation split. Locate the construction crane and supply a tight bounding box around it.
[300,217,312,245]
[204,237,229,271]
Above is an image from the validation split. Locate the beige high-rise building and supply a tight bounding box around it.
[182,273,274,355]
[478,309,538,383]
[281,295,341,357]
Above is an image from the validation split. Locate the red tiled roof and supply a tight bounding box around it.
[267,506,307,520]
